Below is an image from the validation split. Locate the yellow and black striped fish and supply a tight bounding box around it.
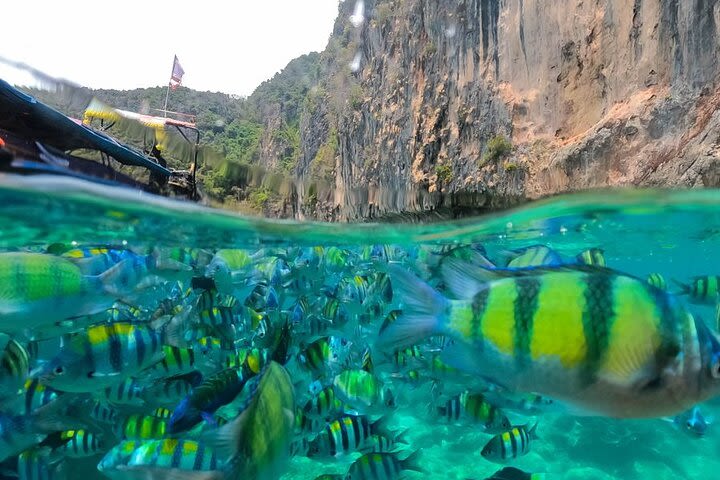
[346,451,424,480]
[0,335,30,400]
[675,275,720,305]
[392,345,422,368]
[147,345,214,378]
[16,447,63,480]
[381,261,720,417]
[114,413,167,440]
[647,273,667,291]
[481,423,538,463]
[437,391,510,432]
[302,386,344,420]
[299,336,351,374]
[307,415,392,457]
[121,438,222,473]
[576,248,606,267]
[21,379,59,415]
[37,320,172,393]
[54,429,103,458]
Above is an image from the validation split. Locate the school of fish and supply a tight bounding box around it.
[0,242,716,479]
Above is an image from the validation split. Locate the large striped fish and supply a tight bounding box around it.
[0,253,117,332]
[378,260,720,418]
[98,438,223,480]
[35,320,177,393]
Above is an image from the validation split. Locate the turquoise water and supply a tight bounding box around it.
[2,176,720,480]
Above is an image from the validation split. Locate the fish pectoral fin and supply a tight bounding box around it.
[596,358,665,392]
[637,375,664,392]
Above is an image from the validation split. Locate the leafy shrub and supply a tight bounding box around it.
[435,164,453,183]
[504,161,518,172]
[484,134,513,163]
[349,85,364,110]
[311,129,339,182]
[248,187,272,210]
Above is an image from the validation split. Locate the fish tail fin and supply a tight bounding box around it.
[199,405,248,461]
[672,279,691,295]
[96,258,138,297]
[370,415,394,439]
[401,450,425,473]
[528,420,540,440]
[162,314,185,348]
[151,248,193,273]
[394,428,411,445]
[377,266,448,349]
[151,306,188,348]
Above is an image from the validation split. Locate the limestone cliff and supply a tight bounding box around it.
[291,0,720,220]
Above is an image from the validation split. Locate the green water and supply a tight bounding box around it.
[3,176,720,480]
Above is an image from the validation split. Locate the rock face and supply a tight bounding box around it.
[290,0,720,220]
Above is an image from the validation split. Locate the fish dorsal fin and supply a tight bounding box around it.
[439,257,495,299]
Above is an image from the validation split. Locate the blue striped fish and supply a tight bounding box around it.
[36,320,175,393]
[481,423,538,463]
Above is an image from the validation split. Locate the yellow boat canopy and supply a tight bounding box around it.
[83,98,196,152]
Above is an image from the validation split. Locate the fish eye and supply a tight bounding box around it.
[53,366,64,375]
[686,420,693,429]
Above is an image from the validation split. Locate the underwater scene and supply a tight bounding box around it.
[0,177,720,480]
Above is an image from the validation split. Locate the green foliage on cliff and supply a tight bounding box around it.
[216,120,263,164]
[275,123,301,173]
[484,134,513,163]
[311,128,339,182]
[435,163,453,184]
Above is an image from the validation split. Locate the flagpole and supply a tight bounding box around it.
[163,83,170,118]
[163,56,175,117]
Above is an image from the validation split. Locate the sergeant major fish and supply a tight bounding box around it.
[379,260,720,418]
[0,253,128,333]
[481,423,539,463]
[35,319,179,393]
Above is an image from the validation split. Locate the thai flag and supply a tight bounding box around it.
[170,55,185,89]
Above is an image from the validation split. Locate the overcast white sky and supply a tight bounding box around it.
[0,0,340,96]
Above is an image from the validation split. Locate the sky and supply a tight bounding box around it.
[0,0,341,96]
